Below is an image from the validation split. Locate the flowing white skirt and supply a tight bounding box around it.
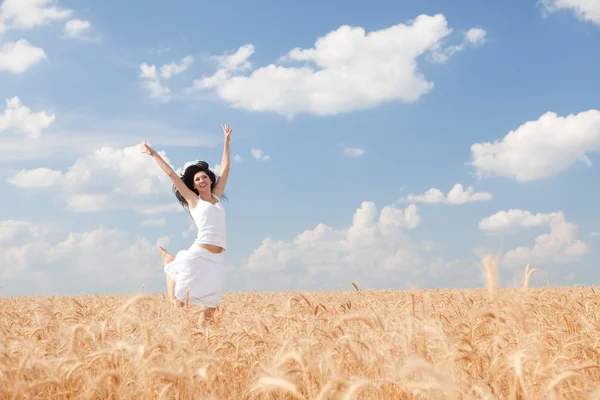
[164,245,225,308]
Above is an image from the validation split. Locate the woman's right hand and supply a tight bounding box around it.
[140,139,154,156]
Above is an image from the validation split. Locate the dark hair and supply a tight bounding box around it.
[173,161,227,212]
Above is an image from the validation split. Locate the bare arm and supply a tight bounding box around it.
[212,124,231,199]
[140,139,198,206]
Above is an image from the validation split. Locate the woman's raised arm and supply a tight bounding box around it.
[140,139,198,205]
[212,124,231,199]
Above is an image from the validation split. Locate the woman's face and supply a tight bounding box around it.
[194,171,212,193]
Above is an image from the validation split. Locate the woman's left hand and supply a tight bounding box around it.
[140,139,154,156]
[221,124,232,142]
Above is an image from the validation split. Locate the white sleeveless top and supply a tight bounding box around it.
[190,193,226,250]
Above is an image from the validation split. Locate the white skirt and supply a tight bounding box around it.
[164,245,225,308]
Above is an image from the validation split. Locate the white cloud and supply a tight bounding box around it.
[0,39,46,73]
[212,44,254,71]
[0,0,72,31]
[63,18,93,41]
[0,220,45,243]
[0,222,164,288]
[539,0,600,26]
[233,154,243,162]
[468,109,600,182]
[212,163,222,175]
[251,148,270,161]
[159,55,193,79]
[7,167,62,187]
[7,144,185,214]
[0,0,77,74]
[431,27,487,63]
[479,209,589,267]
[190,45,254,90]
[342,145,365,157]
[464,27,487,45]
[0,96,55,137]
[242,201,436,290]
[399,183,493,205]
[139,63,170,102]
[2,240,47,280]
[479,209,559,233]
[139,55,194,102]
[189,15,485,118]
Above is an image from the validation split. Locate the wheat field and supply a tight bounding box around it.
[2,260,600,399]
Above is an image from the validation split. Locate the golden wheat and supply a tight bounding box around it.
[1,270,600,398]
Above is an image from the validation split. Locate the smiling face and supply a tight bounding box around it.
[193,171,213,194]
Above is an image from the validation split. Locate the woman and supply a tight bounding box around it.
[140,123,232,320]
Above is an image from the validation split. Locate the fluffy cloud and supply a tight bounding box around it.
[430,27,487,63]
[139,55,194,102]
[0,221,167,294]
[468,109,600,182]
[7,144,186,213]
[251,148,270,161]
[0,96,56,137]
[211,44,254,72]
[7,167,62,188]
[480,209,559,232]
[0,220,46,243]
[63,18,94,41]
[399,183,493,205]
[479,209,589,267]
[464,27,487,44]
[540,0,600,26]
[0,0,73,73]
[139,63,170,102]
[190,15,485,117]
[0,39,46,73]
[190,45,254,91]
[0,0,72,31]
[159,55,194,78]
[240,201,462,290]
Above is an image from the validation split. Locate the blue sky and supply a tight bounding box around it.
[1,0,599,296]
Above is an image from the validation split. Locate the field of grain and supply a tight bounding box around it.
[2,261,600,399]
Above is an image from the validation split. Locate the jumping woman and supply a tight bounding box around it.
[140,123,232,320]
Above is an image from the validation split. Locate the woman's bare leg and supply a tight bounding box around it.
[199,307,216,324]
[158,247,183,306]
[158,246,175,264]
